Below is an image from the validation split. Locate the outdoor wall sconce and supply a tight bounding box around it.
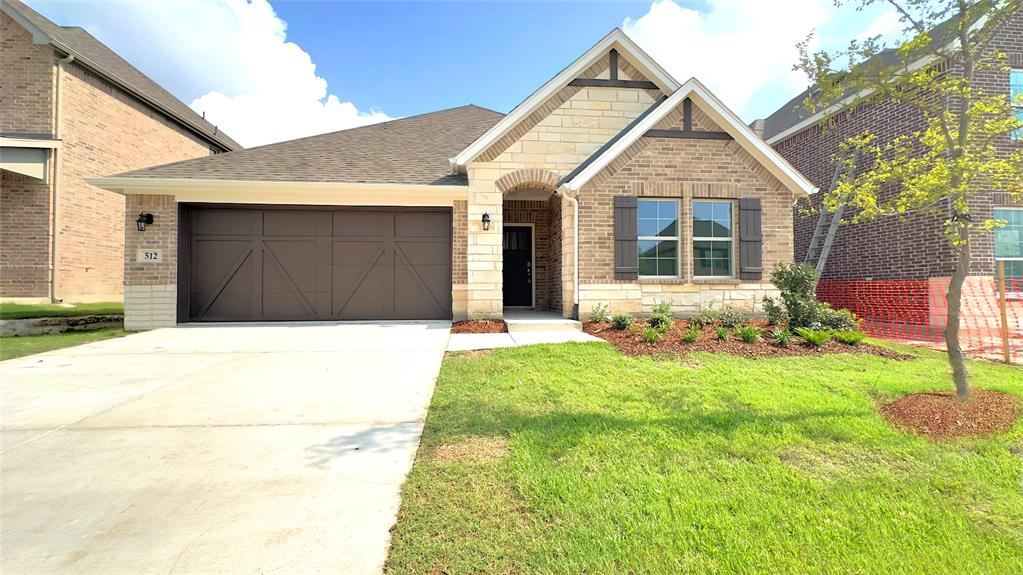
[136,212,154,232]
[482,212,491,231]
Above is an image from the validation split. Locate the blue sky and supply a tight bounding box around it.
[26,0,902,146]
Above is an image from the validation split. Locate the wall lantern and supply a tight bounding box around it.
[481,212,491,231]
[136,212,154,232]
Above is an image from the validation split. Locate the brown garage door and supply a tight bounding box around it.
[180,206,452,321]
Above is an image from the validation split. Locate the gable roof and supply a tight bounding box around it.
[1,0,240,151]
[560,78,817,196]
[108,105,503,186]
[449,28,680,171]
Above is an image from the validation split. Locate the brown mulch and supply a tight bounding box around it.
[583,319,913,360]
[880,390,1020,439]
[450,319,507,334]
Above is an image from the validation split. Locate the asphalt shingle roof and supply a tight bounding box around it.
[4,0,240,151]
[114,105,505,186]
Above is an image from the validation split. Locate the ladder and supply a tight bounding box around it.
[804,151,859,275]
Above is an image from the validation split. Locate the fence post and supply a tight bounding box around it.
[998,260,1010,364]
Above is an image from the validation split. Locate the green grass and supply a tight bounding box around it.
[386,342,1023,575]
[0,327,127,361]
[0,301,123,320]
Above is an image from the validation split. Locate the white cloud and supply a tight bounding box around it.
[29,0,391,147]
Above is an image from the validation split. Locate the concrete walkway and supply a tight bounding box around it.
[0,322,450,574]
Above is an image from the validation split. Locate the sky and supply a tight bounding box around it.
[25,0,906,147]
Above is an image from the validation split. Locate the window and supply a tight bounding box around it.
[638,199,679,277]
[995,208,1023,282]
[693,201,733,278]
[1012,70,1023,141]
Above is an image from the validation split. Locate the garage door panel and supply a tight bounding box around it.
[187,207,450,321]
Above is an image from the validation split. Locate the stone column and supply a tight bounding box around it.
[466,172,504,319]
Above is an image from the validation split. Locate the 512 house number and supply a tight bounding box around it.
[136,249,163,263]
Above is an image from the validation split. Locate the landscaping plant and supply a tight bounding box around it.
[797,0,1023,400]
[834,331,867,346]
[690,309,720,328]
[772,329,792,348]
[681,326,700,343]
[649,314,674,333]
[795,327,832,347]
[762,296,788,326]
[717,308,746,328]
[651,299,673,316]
[643,326,662,344]
[715,326,729,341]
[588,302,610,324]
[735,325,760,343]
[611,313,633,330]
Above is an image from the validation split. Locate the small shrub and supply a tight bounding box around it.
[762,296,788,326]
[735,325,760,343]
[771,329,792,347]
[833,330,866,345]
[717,308,747,328]
[589,302,610,323]
[691,309,720,328]
[649,313,674,333]
[643,326,662,343]
[819,307,860,332]
[681,326,700,343]
[794,327,832,347]
[611,313,633,330]
[715,326,729,341]
[651,299,673,316]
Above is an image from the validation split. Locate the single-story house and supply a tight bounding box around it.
[89,29,816,329]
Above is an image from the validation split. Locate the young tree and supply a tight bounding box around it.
[797,0,1023,400]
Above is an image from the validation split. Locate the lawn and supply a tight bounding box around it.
[386,342,1023,575]
[0,301,123,320]
[0,327,127,361]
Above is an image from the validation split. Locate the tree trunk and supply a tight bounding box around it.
[944,226,971,402]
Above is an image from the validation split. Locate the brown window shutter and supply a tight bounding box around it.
[614,196,638,280]
[739,198,763,280]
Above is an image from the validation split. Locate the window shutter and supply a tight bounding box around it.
[738,198,763,280]
[614,196,638,280]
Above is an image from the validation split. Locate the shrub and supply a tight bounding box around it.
[771,262,821,328]
[681,326,700,343]
[651,299,673,317]
[735,325,760,343]
[649,313,674,333]
[643,326,662,343]
[833,330,866,345]
[762,296,788,326]
[611,313,633,330]
[772,329,792,347]
[718,308,747,328]
[690,309,720,328]
[589,302,610,323]
[819,307,860,332]
[715,326,729,341]
[794,327,832,347]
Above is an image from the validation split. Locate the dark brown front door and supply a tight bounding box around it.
[182,206,451,321]
[503,225,532,307]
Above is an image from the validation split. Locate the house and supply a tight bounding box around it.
[0,0,240,303]
[755,9,1022,334]
[88,29,815,330]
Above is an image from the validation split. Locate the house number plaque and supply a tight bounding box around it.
[136,249,163,263]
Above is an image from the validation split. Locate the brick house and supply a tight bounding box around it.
[755,9,1023,334]
[0,0,239,303]
[89,29,815,330]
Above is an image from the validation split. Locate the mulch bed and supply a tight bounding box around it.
[881,390,1020,439]
[583,319,913,360]
[450,319,508,334]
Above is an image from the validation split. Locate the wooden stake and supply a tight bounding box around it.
[998,260,1010,364]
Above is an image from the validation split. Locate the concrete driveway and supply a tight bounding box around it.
[0,321,450,574]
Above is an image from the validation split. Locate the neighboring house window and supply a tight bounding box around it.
[638,199,680,277]
[693,201,734,278]
[1012,69,1023,141]
[994,208,1023,286]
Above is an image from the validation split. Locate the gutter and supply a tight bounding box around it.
[50,52,75,303]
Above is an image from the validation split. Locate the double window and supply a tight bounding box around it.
[1012,69,1023,141]
[637,199,734,279]
[995,207,1023,281]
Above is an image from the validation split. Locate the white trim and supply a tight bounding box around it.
[637,198,681,279]
[503,223,536,308]
[0,136,62,149]
[449,28,679,171]
[559,78,818,197]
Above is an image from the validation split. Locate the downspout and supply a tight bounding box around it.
[50,52,74,302]
[556,186,580,319]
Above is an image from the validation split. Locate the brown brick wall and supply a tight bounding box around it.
[0,12,54,135]
[0,169,52,297]
[548,194,563,313]
[123,194,177,286]
[452,199,467,284]
[773,9,1023,280]
[504,200,551,310]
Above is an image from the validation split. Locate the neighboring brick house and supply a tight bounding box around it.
[0,0,239,303]
[89,29,815,330]
[755,9,1023,332]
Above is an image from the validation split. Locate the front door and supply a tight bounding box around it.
[503,225,532,307]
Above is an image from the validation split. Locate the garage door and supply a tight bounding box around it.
[181,206,452,321]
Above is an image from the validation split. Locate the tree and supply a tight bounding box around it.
[797,0,1023,400]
